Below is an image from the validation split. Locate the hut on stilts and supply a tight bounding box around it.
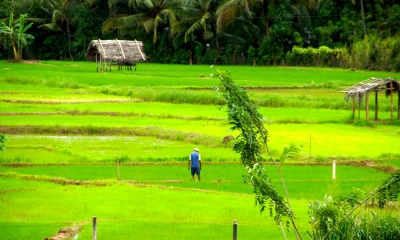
[341,78,400,120]
[85,39,146,72]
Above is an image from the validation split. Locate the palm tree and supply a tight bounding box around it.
[216,0,276,39]
[39,0,80,60]
[103,0,182,44]
[0,12,35,60]
[171,0,220,64]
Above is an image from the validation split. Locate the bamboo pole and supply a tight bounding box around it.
[375,90,378,120]
[365,92,369,121]
[116,39,126,60]
[98,39,107,59]
[135,39,146,60]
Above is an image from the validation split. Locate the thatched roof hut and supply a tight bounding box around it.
[341,77,400,120]
[86,39,146,64]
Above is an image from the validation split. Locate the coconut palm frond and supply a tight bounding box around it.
[39,22,62,31]
[25,17,48,24]
[102,15,126,33]
[171,20,190,35]
[184,20,204,42]
[139,0,155,9]
[138,17,152,34]
[161,9,178,26]
[203,30,214,41]
[216,3,242,33]
[122,13,147,28]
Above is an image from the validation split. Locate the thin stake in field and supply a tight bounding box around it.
[117,157,121,180]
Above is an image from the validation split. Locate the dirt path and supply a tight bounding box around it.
[44,225,81,240]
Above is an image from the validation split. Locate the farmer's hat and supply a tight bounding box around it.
[194,148,199,152]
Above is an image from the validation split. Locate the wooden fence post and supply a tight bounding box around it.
[332,160,336,180]
[93,216,97,240]
[233,219,237,240]
[117,157,121,180]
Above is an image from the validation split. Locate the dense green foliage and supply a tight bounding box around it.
[0,0,399,71]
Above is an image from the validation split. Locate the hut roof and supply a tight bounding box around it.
[86,39,146,63]
[341,77,399,101]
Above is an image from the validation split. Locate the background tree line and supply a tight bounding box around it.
[0,0,399,71]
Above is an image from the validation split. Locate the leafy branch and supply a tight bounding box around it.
[319,170,400,240]
[0,134,7,152]
[213,66,301,239]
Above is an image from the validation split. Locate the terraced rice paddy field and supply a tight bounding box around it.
[0,61,399,239]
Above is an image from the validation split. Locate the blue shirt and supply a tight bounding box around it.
[190,152,201,168]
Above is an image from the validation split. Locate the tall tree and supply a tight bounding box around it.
[0,12,35,60]
[39,0,80,60]
[171,0,220,64]
[103,0,182,44]
[216,0,280,39]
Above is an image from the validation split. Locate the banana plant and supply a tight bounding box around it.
[0,12,34,60]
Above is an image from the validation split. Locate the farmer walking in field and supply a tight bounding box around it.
[188,147,201,181]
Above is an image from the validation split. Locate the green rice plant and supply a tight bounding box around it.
[0,164,388,200]
[0,222,69,240]
[0,135,240,164]
[0,183,308,240]
[0,176,60,190]
[2,61,400,88]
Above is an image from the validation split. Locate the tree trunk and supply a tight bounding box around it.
[262,0,270,38]
[189,49,193,65]
[11,40,18,60]
[211,23,220,64]
[360,0,366,37]
[66,21,74,61]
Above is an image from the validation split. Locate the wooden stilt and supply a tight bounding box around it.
[398,91,400,120]
[390,82,393,119]
[358,96,361,120]
[352,96,355,119]
[366,92,369,121]
[96,53,98,72]
[375,91,378,120]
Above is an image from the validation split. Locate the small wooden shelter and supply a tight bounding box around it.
[341,78,400,120]
[85,39,146,72]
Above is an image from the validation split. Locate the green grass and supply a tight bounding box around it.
[0,135,239,164]
[1,61,399,239]
[0,163,391,239]
[0,182,310,240]
[0,164,390,199]
[2,61,400,87]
